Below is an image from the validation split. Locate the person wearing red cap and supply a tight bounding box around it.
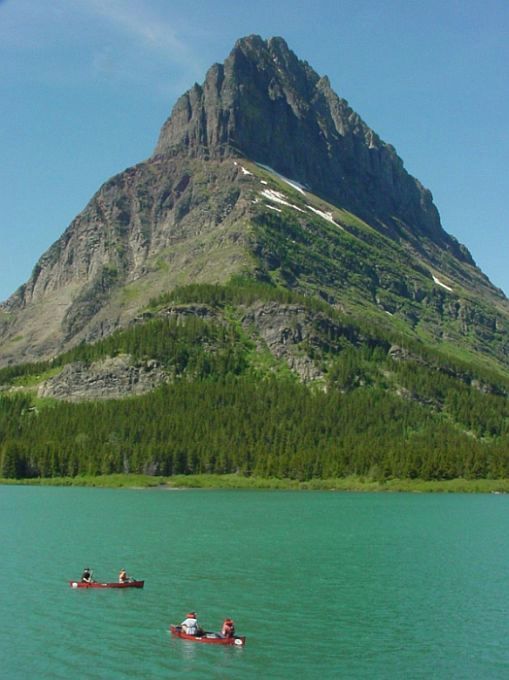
[180,612,200,635]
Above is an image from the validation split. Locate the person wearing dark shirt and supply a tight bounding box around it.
[81,567,92,583]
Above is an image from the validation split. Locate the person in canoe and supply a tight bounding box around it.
[118,568,129,583]
[221,617,235,638]
[180,612,202,636]
[81,567,93,583]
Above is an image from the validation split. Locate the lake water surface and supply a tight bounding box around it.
[1,486,508,679]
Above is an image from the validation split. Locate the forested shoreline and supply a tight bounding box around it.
[2,472,509,494]
[1,282,509,483]
[1,378,508,481]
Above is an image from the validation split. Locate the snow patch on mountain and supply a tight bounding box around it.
[306,205,344,230]
[256,163,307,194]
[432,274,453,292]
[261,189,305,212]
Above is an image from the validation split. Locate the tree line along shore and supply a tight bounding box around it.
[1,473,509,493]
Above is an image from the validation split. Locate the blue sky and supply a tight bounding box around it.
[1,0,508,301]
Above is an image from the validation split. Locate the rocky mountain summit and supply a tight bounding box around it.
[1,36,508,373]
[155,35,459,254]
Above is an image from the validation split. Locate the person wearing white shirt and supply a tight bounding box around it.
[181,612,199,635]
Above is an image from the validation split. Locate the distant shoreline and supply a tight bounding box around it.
[1,473,508,493]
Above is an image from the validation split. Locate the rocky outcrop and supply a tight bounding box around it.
[37,355,167,401]
[158,303,221,323]
[241,302,363,382]
[243,303,322,382]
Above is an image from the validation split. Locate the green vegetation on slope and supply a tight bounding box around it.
[246,179,509,372]
[1,378,508,481]
[1,279,508,483]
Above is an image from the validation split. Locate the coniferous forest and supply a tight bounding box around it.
[1,281,509,482]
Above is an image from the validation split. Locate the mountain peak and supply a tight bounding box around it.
[232,34,292,58]
[5,35,504,370]
[153,34,318,162]
[153,36,465,256]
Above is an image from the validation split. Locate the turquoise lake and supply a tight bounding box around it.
[1,486,508,679]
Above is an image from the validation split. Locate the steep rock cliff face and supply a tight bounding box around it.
[154,35,467,260]
[0,159,254,363]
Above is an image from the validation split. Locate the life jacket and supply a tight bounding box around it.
[183,618,198,635]
[222,620,235,637]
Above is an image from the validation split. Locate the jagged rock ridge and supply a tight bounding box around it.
[155,35,467,259]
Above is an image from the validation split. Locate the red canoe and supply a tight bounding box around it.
[170,625,246,646]
[69,580,144,589]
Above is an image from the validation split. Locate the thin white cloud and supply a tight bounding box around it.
[74,0,197,67]
[1,0,204,89]
[73,0,206,94]
[0,0,203,73]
